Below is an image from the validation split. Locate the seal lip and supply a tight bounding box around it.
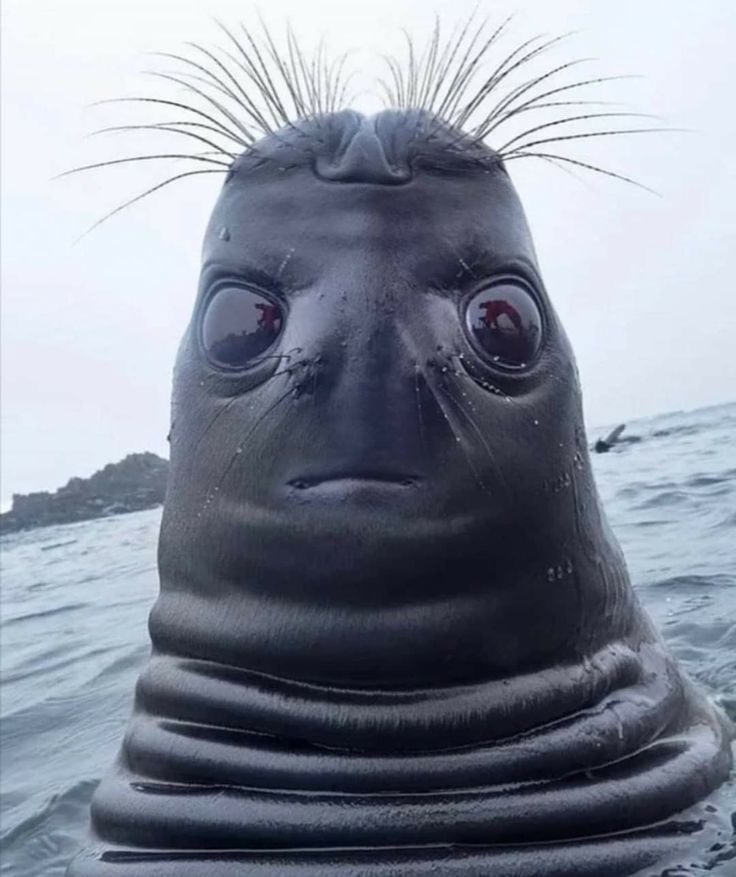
[460,273,547,375]
[196,277,289,375]
[286,470,421,490]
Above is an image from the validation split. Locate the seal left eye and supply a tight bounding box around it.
[202,286,284,368]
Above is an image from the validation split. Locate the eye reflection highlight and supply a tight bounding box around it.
[202,286,284,368]
[465,282,542,368]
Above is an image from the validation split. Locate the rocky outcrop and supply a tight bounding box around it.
[0,453,168,534]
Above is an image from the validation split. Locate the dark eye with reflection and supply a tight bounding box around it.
[202,286,284,368]
[465,281,543,368]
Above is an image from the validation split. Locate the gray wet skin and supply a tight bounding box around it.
[69,111,733,877]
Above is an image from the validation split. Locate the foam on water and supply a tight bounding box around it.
[1,403,734,875]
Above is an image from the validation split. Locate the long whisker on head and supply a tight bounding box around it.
[94,96,253,146]
[495,111,658,154]
[498,125,670,160]
[56,153,232,181]
[479,74,640,138]
[501,151,657,193]
[62,13,661,240]
[89,123,239,159]
[72,168,229,241]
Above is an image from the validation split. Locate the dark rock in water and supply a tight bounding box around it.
[0,453,168,534]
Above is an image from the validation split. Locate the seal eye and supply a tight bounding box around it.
[465,282,543,368]
[202,286,284,368]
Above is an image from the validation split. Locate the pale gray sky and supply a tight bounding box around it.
[2,0,735,508]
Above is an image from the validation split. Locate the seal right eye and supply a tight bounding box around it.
[464,281,543,369]
[202,286,284,368]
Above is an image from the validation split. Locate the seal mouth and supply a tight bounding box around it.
[287,471,420,490]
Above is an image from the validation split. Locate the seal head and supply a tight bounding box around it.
[69,110,733,877]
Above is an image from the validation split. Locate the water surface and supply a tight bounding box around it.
[1,403,734,874]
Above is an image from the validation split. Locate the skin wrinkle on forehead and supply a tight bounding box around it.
[202,161,540,308]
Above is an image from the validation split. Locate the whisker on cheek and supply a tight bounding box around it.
[422,367,492,496]
[198,381,299,516]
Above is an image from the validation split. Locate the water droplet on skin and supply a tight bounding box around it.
[218,226,230,241]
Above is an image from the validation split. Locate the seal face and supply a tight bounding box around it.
[69,111,733,877]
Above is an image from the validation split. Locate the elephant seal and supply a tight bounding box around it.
[68,105,733,876]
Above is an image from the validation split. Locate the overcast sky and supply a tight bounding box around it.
[2,0,735,508]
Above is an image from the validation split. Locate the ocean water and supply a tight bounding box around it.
[1,402,734,875]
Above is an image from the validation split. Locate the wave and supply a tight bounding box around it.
[1,603,89,628]
[1,780,98,847]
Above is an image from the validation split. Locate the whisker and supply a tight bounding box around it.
[496,111,657,154]
[184,357,303,460]
[453,33,576,130]
[187,41,274,130]
[89,123,238,158]
[472,60,594,140]
[480,74,639,137]
[151,50,263,131]
[422,368,492,495]
[212,19,287,130]
[501,150,659,193]
[73,168,228,240]
[201,380,299,514]
[500,126,670,158]
[93,96,251,145]
[144,71,254,142]
[69,13,659,229]
[438,377,507,496]
[56,153,230,180]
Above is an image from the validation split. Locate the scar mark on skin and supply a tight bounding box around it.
[277,248,295,277]
[456,257,473,278]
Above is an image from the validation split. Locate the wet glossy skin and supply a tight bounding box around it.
[68,113,733,877]
[155,152,638,686]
